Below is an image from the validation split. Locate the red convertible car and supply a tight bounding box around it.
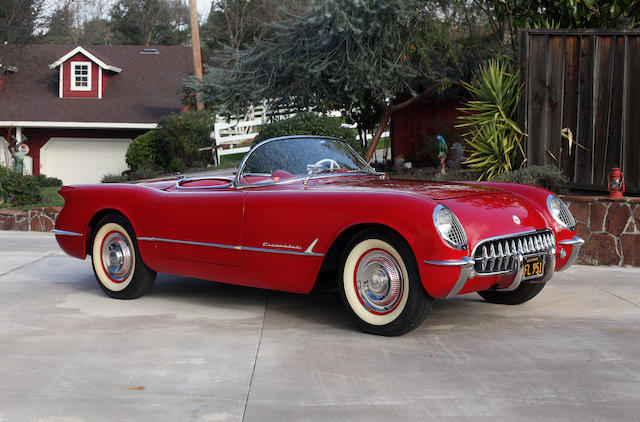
[53,136,584,335]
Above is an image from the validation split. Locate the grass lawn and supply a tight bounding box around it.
[219,152,247,169]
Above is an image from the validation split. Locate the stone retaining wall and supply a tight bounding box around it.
[562,195,640,267]
[0,207,62,232]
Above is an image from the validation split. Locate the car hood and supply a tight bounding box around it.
[316,177,503,199]
[315,176,550,241]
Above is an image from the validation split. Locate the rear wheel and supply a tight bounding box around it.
[340,229,433,336]
[478,282,546,305]
[91,214,156,299]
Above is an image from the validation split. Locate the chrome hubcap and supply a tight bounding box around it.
[355,250,403,314]
[101,232,133,282]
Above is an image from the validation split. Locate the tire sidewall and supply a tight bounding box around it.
[342,238,410,326]
[340,229,432,335]
[92,222,136,292]
[91,214,154,299]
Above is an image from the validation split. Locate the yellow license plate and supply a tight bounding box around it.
[522,255,544,280]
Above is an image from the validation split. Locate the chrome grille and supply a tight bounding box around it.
[473,230,555,274]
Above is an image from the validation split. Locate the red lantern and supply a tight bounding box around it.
[607,167,625,199]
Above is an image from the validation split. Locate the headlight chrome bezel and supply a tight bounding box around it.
[433,205,468,250]
[546,194,576,231]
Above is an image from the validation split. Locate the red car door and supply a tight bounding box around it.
[154,187,245,266]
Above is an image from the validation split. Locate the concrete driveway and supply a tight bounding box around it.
[1,231,639,422]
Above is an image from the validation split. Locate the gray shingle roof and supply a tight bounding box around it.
[0,45,194,125]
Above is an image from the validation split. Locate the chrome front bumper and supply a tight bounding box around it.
[425,235,584,299]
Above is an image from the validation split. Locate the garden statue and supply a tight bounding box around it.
[437,135,447,176]
[447,142,466,170]
[12,150,24,175]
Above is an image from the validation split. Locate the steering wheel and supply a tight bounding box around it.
[314,158,340,171]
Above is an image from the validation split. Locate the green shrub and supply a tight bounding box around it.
[493,165,569,194]
[101,173,128,183]
[127,168,160,181]
[0,167,42,206]
[126,130,157,171]
[253,112,362,155]
[126,110,214,172]
[33,174,63,187]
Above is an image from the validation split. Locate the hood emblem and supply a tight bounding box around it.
[512,215,521,225]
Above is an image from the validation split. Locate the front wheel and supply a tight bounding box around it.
[91,214,156,299]
[340,229,433,336]
[478,282,546,305]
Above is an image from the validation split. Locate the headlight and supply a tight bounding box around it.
[547,195,576,230]
[433,205,468,250]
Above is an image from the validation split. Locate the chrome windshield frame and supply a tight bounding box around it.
[232,135,376,189]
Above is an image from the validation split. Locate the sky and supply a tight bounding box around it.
[43,0,214,24]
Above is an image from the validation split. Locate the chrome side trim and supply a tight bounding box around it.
[138,237,242,250]
[243,245,324,257]
[305,238,319,254]
[557,236,585,270]
[51,229,83,237]
[424,257,475,299]
[137,237,324,257]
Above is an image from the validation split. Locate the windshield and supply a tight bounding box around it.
[237,137,373,184]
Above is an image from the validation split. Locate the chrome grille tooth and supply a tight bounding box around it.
[496,242,504,271]
[489,244,496,272]
[503,241,511,270]
[517,238,524,254]
[528,237,534,252]
[481,245,488,271]
[535,235,541,251]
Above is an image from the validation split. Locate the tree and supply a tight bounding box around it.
[0,0,42,46]
[39,0,112,45]
[109,0,189,46]
[1,0,43,68]
[40,2,77,44]
[482,0,639,50]
[196,0,461,160]
[201,0,306,53]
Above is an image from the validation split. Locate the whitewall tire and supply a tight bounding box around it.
[91,214,156,299]
[340,229,433,336]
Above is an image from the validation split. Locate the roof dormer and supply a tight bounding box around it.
[48,46,122,99]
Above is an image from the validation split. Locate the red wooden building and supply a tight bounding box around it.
[390,99,464,167]
[0,45,192,184]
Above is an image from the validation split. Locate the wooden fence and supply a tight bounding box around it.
[519,29,640,194]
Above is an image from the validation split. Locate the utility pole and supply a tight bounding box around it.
[189,0,204,110]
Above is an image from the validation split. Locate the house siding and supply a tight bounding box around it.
[62,53,100,98]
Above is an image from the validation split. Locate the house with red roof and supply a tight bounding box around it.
[0,45,193,184]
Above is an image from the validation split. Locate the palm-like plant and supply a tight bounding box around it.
[457,60,525,180]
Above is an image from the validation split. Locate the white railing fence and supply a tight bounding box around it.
[208,103,389,166]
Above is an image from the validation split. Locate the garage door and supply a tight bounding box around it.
[40,137,132,185]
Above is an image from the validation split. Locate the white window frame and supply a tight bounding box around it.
[70,61,92,91]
